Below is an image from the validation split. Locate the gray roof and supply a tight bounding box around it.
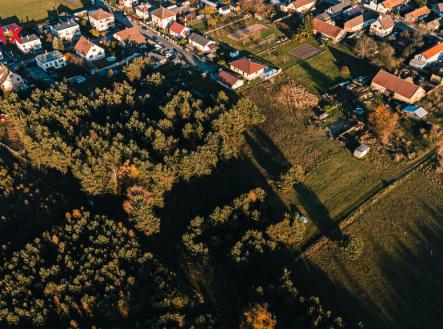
[35,50,64,64]
[189,33,212,47]
[21,34,40,43]
[327,1,351,15]
[52,20,78,31]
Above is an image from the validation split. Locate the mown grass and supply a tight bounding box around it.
[286,46,377,94]
[0,0,84,24]
[293,167,443,329]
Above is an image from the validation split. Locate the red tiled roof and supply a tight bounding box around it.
[114,26,146,44]
[313,17,344,39]
[169,21,186,35]
[219,70,240,87]
[423,42,443,59]
[406,6,430,19]
[382,0,404,10]
[74,36,95,56]
[291,0,316,9]
[372,69,420,99]
[379,15,395,29]
[151,7,176,19]
[229,58,266,75]
[89,8,113,21]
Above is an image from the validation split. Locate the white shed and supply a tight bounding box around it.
[354,144,370,158]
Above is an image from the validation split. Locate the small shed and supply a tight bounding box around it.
[354,144,370,158]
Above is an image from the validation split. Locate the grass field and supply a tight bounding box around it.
[0,0,84,24]
[293,167,443,328]
[286,46,377,94]
[208,17,285,54]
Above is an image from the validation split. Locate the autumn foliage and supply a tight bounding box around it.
[242,304,277,329]
[368,105,399,145]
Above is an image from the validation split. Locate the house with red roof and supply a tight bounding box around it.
[151,7,176,29]
[409,42,443,69]
[313,18,346,43]
[217,70,244,90]
[229,58,267,80]
[113,26,146,46]
[371,69,425,103]
[369,15,395,37]
[88,8,115,32]
[74,36,105,62]
[169,21,189,38]
[404,6,430,22]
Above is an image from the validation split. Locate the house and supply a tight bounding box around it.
[343,11,378,32]
[313,18,346,43]
[218,5,232,15]
[371,69,425,103]
[427,18,442,31]
[16,34,42,54]
[0,64,24,92]
[120,0,138,7]
[89,8,115,32]
[188,33,216,53]
[324,1,351,18]
[404,6,430,22]
[217,70,244,89]
[74,36,105,62]
[354,144,370,158]
[229,58,267,80]
[135,3,151,20]
[113,26,146,45]
[169,21,189,38]
[369,15,395,37]
[377,0,406,13]
[402,105,428,119]
[151,7,176,29]
[280,0,316,13]
[409,42,443,69]
[35,50,66,72]
[50,20,81,41]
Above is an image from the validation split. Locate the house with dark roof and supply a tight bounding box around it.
[280,0,316,13]
[371,69,425,103]
[409,42,443,69]
[74,36,105,62]
[229,58,267,80]
[188,33,216,53]
[113,26,146,45]
[35,50,66,72]
[313,18,346,43]
[89,8,115,32]
[50,20,81,41]
[16,34,42,54]
[343,11,378,32]
[217,70,244,89]
[369,15,395,37]
[151,7,176,28]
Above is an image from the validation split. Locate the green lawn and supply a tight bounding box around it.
[0,0,85,24]
[294,167,443,329]
[286,46,377,94]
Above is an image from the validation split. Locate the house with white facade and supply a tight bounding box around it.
[169,21,189,38]
[369,15,395,37]
[188,33,216,53]
[35,50,66,72]
[113,26,146,45]
[74,36,105,62]
[229,58,267,80]
[0,64,24,92]
[151,7,176,29]
[313,18,347,43]
[409,42,443,69]
[343,11,378,33]
[120,0,139,7]
[135,3,151,20]
[217,70,244,89]
[280,0,316,13]
[16,34,42,54]
[89,8,115,32]
[50,20,81,42]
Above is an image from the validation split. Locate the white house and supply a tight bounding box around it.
[313,18,347,43]
[135,3,151,20]
[280,0,316,13]
[50,20,81,42]
[169,21,189,38]
[409,42,443,69]
[218,5,232,15]
[229,58,267,80]
[151,7,176,29]
[369,15,395,37]
[16,34,42,54]
[343,11,378,33]
[0,64,24,92]
[188,33,216,53]
[35,50,66,72]
[89,8,115,32]
[217,70,244,89]
[74,36,105,62]
[119,0,139,7]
